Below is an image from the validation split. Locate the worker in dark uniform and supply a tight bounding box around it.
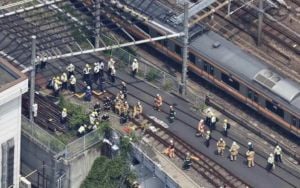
[121,81,128,99]
[94,102,101,114]
[98,77,105,92]
[66,63,75,79]
[248,142,254,151]
[111,66,116,83]
[69,75,76,93]
[99,61,105,78]
[104,97,112,111]
[274,145,282,163]
[210,113,217,130]
[93,62,100,84]
[205,110,211,128]
[205,131,211,148]
[182,152,199,170]
[169,105,176,123]
[101,113,110,121]
[223,119,230,137]
[84,86,92,102]
[266,153,275,172]
[83,64,91,84]
[60,108,67,124]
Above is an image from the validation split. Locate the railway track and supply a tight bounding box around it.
[223,1,300,55]
[90,91,250,187]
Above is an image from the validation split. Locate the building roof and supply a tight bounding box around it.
[0,57,27,92]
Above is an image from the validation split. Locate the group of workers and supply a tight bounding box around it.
[47,57,139,98]
[48,57,285,173]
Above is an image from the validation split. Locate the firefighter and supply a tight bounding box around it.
[216,138,226,156]
[60,108,67,124]
[154,94,163,111]
[182,152,199,170]
[196,119,205,137]
[69,75,76,93]
[66,63,75,79]
[110,66,116,83]
[121,81,128,99]
[205,131,211,148]
[229,141,240,161]
[133,101,143,118]
[117,91,125,101]
[123,101,129,114]
[131,58,139,78]
[246,149,255,167]
[163,139,175,158]
[60,72,68,90]
[223,119,230,137]
[84,86,92,102]
[93,62,100,84]
[83,64,91,84]
[274,145,282,163]
[266,153,275,171]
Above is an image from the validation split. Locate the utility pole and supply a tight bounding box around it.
[29,35,36,123]
[95,0,101,48]
[180,1,189,95]
[257,0,264,46]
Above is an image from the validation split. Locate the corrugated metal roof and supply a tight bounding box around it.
[272,79,300,102]
[190,31,266,79]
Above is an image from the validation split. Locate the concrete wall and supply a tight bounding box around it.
[64,147,101,188]
[0,96,22,188]
[21,134,101,188]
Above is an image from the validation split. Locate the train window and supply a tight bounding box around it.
[158,39,168,47]
[291,116,298,127]
[253,92,258,102]
[136,23,150,34]
[221,73,240,90]
[189,53,196,64]
[266,100,284,118]
[209,66,214,75]
[175,44,182,55]
[204,63,209,72]
[247,89,253,99]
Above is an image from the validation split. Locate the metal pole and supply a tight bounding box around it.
[257,0,263,46]
[181,2,189,95]
[227,0,231,16]
[29,35,36,122]
[95,0,101,48]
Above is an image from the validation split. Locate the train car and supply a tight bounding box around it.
[80,0,300,137]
